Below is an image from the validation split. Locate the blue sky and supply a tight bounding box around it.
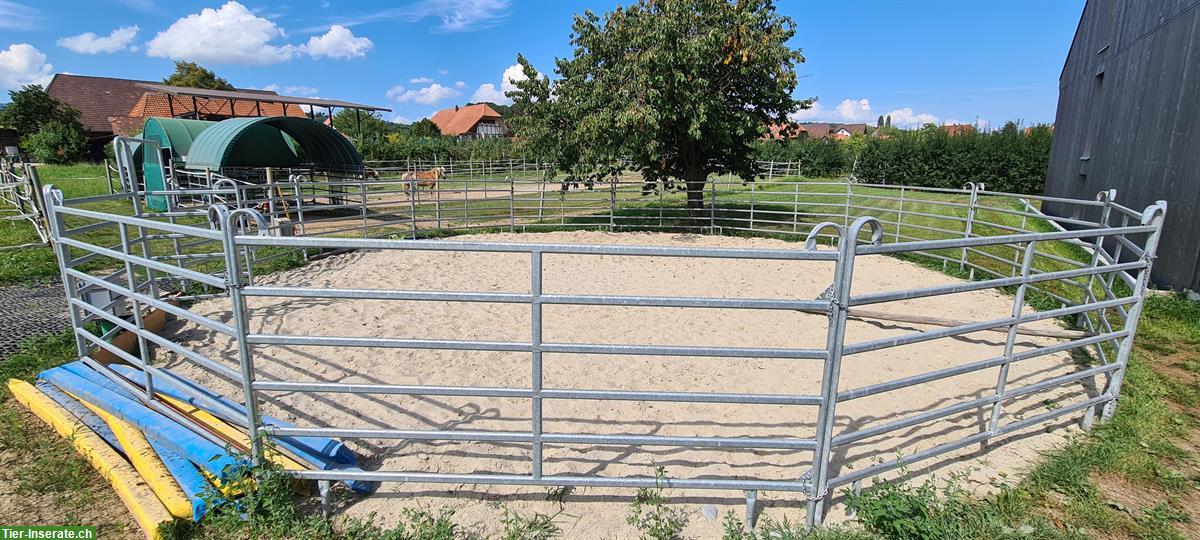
[0,0,1084,128]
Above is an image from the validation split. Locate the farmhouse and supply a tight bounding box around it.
[763,122,872,140]
[1043,0,1200,292]
[941,123,976,136]
[830,123,867,139]
[430,103,508,138]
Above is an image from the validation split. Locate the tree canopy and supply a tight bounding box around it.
[507,0,808,209]
[0,85,89,163]
[0,85,81,136]
[408,118,442,138]
[163,61,235,90]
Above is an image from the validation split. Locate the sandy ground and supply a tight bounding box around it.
[162,231,1095,537]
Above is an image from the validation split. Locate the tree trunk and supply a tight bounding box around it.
[683,164,707,216]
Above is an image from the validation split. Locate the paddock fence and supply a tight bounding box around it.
[35,154,1167,528]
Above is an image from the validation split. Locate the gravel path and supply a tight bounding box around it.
[0,281,70,359]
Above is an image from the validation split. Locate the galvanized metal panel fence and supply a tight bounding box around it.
[38,157,1167,527]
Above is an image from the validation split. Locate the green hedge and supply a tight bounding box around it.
[356,135,521,162]
[854,125,1053,193]
[351,125,1052,195]
[750,137,851,177]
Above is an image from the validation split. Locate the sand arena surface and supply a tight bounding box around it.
[163,231,1092,537]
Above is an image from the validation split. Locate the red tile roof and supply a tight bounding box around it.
[126,92,306,119]
[942,124,976,136]
[46,73,295,137]
[46,74,155,134]
[430,103,503,136]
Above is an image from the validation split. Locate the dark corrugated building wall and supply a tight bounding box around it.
[1044,0,1200,292]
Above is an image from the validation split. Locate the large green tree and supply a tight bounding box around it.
[0,85,82,136]
[163,61,235,90]
[408,118,442,138]
[507,0,808,210]
[0,85,89,163]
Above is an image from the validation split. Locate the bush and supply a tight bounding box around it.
[854,125,1052,193]
[355,133,523,162]
[22,121,89,164]
[751,136,851,177]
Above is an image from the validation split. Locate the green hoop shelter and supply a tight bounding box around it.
[140,117,215,211]
[183,116,363,175]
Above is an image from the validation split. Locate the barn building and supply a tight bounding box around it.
[1043,0,1200,292]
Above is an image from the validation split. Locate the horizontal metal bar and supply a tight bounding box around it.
[844,296,1132,356]
[59,237,225,288]
[52,204,223,240]
[856,225,1155,255]
[289,470,810,492]
[69,298,241,382]
[838,329,1129,401]
[233,235,840,260]
[65,268,236,336]
[268,426,815,450]
[253,380,821,405]
[833,394,998,447]
[849,260,1145,307]
[247,333,825,359]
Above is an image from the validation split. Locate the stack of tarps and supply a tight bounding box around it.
[8,361,375,539]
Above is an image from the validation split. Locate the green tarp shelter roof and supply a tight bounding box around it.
[183,116,363,174]
[141,117,214,157]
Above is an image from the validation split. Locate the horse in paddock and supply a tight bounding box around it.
[401,167,447,193]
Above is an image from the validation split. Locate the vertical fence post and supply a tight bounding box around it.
[842,180,852,227]
[710,177,718,232]
[894,186,905,243]
[1101,201,1167,422]
[214,205,265,464]
[985,239,1037,446]
[806,217,881,528]
[530,250,544,479]
[434,175,442,230]
[791,180,800,233]
[104,158,114,195]
[508,176,515,233]
[538,174,546,221]
[749,174,756,231]
[43,186,89,360]
[409,178,419,240]
[610,175,618,231]
[118,222,155,401]
[960,182,981,276]
[1079,190,1116,328]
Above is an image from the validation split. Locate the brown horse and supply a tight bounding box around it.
[402,167,446,192]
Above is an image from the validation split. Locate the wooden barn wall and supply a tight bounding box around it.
[1045,0,1200,291]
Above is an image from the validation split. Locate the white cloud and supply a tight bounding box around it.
[410,76,433,84]
[437,69,449,75]
[261,83,319,96]
[469,83,504,103]
[834,98,874,123]
[884,107,939,128]
[57,25,139,54]
[147,1,297,65]
[391,114,412,124]
[469,62,536,105]
[387,82,462,105]
[0,1,42,30]
[312,0,510,34]
[789,97,940,128]
[301,25,372,59]
[454,80,465,88]
[0,43,53,91]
